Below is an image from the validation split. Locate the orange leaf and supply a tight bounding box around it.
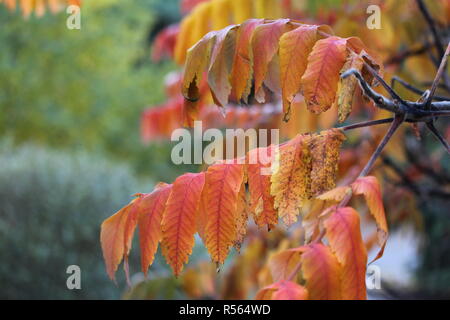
[234,181,250,250]
[230,19,264,102]
[270,134,312,226]
[137,183,172,276]
[279,25,332,120]
[100,197,140,281]
[269,248,304,282]
[345,36,383,83]
[301,243,342,300]
[203,162,245,264]
[351,176,388,262]
[161,172,206,276]
[208,25,238,107]
[252,19,291,102]
[324,207,367,300]
[256,280,309,300]
[316,185,351,202]
[247,146,278,229]
[196,185,209,243]
[301,36,348,114]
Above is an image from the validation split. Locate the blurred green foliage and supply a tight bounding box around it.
[0,0,192,182]
[0,141,151,299]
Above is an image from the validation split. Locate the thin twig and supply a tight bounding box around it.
[343,68,450,114]
[425,42,450,109]
[416,0,445,59]
[426,122,450,154]
[363,63,409,108]
[358,114,406,177]
[391,76,449,101]
[338,114,406,209]
[341,68,400,113]
[416,0,450,89]
[340,118,394,131]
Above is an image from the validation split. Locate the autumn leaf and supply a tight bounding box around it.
[230,19,264,102]
[246,146,278,229]
[279,24,332,120]
[182,30,217,103]
[203,162,245,264]
[351,176,388,262]
[309,128,346,196]
[196,185,209,243]
[301,243,342,300]
[100,196,140,281]
[180,20,379,121]
[345,37,383,84]
[270,134,312,226]
[208,25,238,107]
[234,181,250,250]
[316,185,351,202]
[337,52,364,122]
[256,280,309,300]
[161,172,205,276]
[301,199,333,242]
[269,248,304,282]
[137,183,172,276]
[324,207,367,300]
[301,36,348,114]
[251,19,291,102]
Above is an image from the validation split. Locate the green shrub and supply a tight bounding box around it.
[0,142,153,299]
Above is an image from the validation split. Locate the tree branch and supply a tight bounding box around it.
[358,114,406,177]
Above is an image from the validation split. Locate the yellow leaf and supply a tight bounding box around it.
[270,134,312,226]
[337,52,364,122]
[309,129,346,197]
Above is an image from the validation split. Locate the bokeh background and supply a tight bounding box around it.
[0,0,449,299]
